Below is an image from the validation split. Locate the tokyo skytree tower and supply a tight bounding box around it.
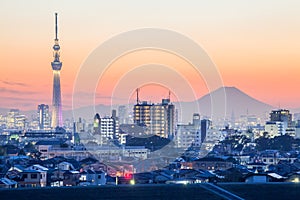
[51,13,63,128]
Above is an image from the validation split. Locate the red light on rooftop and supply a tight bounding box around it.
[124,173,133,179]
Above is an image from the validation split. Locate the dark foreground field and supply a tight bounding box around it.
[220,183,300,200]
[0,183,299,200]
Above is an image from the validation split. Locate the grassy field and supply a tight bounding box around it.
[0,184,222,200]
[1,183,299,200]
[220,183,300,200]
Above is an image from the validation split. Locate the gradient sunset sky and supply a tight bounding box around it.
[1,0,300,111]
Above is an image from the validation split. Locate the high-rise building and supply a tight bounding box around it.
[0,114,6,129]
[51,13,63,128]
[37,104,51,130]
[7,109,20,129]
[93,113,119,145]
[265,109,293,137]
[93,114,101,134]
[265,121,285,137]
[133,98,175,138]
[6,109,27,130]
[111,109,119,140]
[176,113,201,148]
[134,101,151,128]
[201,119,212,143]
[100,117,115,141]
[118,105,128,124]
[76,117,86,133]
[270,109,292,127]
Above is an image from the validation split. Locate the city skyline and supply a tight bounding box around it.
[1,0,300,111]
[1,1,300,196]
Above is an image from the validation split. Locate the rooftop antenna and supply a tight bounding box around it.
[168,90,171,101]
[136,88,140,104]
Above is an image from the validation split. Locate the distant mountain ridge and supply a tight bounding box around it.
[199,86,273,119]
[171,86,274,123]
[0,86,275,123]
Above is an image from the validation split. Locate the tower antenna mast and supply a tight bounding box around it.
[55,13,58,40]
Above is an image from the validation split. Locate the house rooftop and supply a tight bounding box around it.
[0,177,17,185]
[35,140,65,146]
[194,157,229,162]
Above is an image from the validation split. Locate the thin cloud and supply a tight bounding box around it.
[0,80,28,87]
[0,87,38,95]
[0,96,48,102]
[95,95,128,101]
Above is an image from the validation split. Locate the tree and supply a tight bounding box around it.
[255,136,271,151]
[255,135,295,151]
[0,146,6,156]
[18,149,26,156]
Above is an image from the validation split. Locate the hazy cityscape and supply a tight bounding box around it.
[1,1,300,199]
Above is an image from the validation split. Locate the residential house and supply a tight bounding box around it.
[19,169,47,187]
[166,178,198,184]
[26,164,49,172]
[41,156,66,169]
[174,169,215,183]
[151,169,174,184]
[132,172,154,184]
[246,162,267,172]
[35,140,67,160]
[214,167,249,182]
[192,157,233,171]
[0,177,17,188]
[245,173,270,183]
[245,172,286,183]
[58,161,75,171]
[285,172,300,183]
[79,169,106,186]
[6,165,25,182]
[63,170,80,186]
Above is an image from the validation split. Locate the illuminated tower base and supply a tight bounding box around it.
[51,70,63,128]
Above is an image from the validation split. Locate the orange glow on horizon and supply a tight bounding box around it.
[95,49,208,105]
[1,1,300,111]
